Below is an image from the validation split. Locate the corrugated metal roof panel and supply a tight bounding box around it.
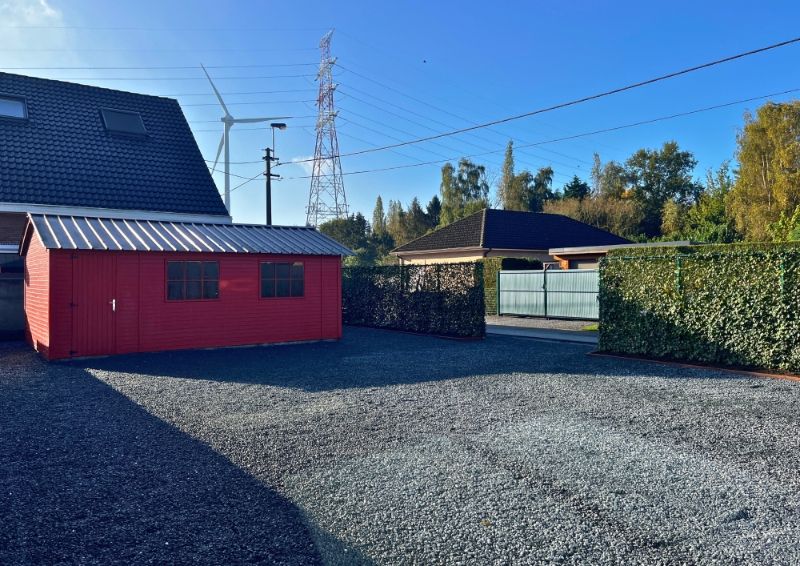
[26,214,353,256]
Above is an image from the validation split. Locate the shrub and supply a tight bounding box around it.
[342,262,485,338]
[599,242,800,373]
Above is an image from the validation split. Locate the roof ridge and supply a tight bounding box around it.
[0,70,177,101]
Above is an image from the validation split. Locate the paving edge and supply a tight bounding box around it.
[587,351,800,383]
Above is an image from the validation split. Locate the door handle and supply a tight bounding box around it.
[110,299,116,312]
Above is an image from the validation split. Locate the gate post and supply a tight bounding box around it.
[543,266,548,318]
[496,269,500,315]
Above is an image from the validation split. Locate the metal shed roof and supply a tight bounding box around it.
[23,214,353,256]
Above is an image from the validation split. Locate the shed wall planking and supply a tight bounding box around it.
[39,250,342,359]
[23,231,49,355]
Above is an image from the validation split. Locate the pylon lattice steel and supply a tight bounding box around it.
[306,29,348,227]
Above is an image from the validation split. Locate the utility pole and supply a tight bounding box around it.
[263,147,280,226]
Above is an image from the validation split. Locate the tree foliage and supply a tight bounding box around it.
[372,196,386,235]
[562,175,591,200]
[439,159,490,225]
[729,101,800,241]
[625,141,701,237]
[544,196,645,240]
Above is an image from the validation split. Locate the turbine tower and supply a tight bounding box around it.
[202,65,288,213]
[306,30,348,227]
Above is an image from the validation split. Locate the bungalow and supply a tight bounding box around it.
[391,208,630,265]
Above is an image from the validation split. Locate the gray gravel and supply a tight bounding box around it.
[2,328,800,564]
[486,315,596,332]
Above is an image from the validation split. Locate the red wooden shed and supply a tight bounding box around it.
[20,214,352,360]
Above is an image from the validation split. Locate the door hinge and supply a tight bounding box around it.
[69,302,77,308]
[69,350,77,356]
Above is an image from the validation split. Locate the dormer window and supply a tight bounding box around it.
[100,107,147,136]
[0,95,27,119]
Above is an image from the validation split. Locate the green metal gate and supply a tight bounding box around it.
[497,269,599,320]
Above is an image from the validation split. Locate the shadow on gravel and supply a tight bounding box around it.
[0,353,367,565]
[69,326,757,393]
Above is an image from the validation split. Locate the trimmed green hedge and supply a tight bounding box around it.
[483,257,543,315]
[343,262,485,338]
[599,242,800,373]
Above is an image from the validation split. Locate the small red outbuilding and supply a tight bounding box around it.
[20,214,352,360]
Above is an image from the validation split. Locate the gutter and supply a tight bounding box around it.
[0,202,233,225]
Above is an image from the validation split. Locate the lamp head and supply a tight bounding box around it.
[270,122,287,130]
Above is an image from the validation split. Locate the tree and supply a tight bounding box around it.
[544,196,645,240]
[590,153,603,195]
[425,195,441,229]
[562,175,591,200]
[529,166,556,212]
[660,199,689,238]
[386,200,407,245]
[318,213,374,265]
[681,162,738,243]
[404,197,430,242]
[498,140,524,210]
[372,196,386,235]
[729,101,800,241]
[439,159,490,226]
[595,159,629,199]
[625,141,701,237]
[438,163,459,226]
[769,205,800,242]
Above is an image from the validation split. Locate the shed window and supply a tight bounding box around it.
[167,261,219,301]
[261,262,303,298]
[0,95,27,119]
[101,107,147,136]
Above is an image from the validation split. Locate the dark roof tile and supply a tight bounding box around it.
[0,72,228,217]
[393,208,630,253]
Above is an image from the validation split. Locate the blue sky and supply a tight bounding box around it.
[2,0,799,225]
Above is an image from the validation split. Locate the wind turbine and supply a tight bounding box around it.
[201,64,289,213]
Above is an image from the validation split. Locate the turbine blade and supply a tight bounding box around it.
[233,117,288,124]
[211,133,224,173]
[201,64,231,117]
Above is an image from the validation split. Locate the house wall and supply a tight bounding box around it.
[23,231,50,354]
[551,253,606,270]
[0,212,26,245]
[42,250,342,360]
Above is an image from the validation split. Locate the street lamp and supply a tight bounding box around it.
[264,123,287,226]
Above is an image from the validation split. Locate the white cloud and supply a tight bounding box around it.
[0,0,80,68]
[290,155,316,176]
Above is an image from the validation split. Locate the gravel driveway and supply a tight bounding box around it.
[2,328,800,564]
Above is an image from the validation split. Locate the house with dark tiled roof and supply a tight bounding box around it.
[0,72,232,338]
[0,71,229,263]
[391,208,631,266]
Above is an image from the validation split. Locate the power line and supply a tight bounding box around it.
[339,76,592,166]
[279,86,800,180]
[205,85,799,183]
[164,88,313,97]
[303,36,800,164]
[183,99,315,107]
[0,63,317,70]
[25,74,315,81]
[338,91,586,172]
[0,25,328,32]
[0,47,318,52]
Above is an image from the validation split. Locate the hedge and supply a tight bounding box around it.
[483,257,543,315]
[598,242,800,373]
[342,262,486,338]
